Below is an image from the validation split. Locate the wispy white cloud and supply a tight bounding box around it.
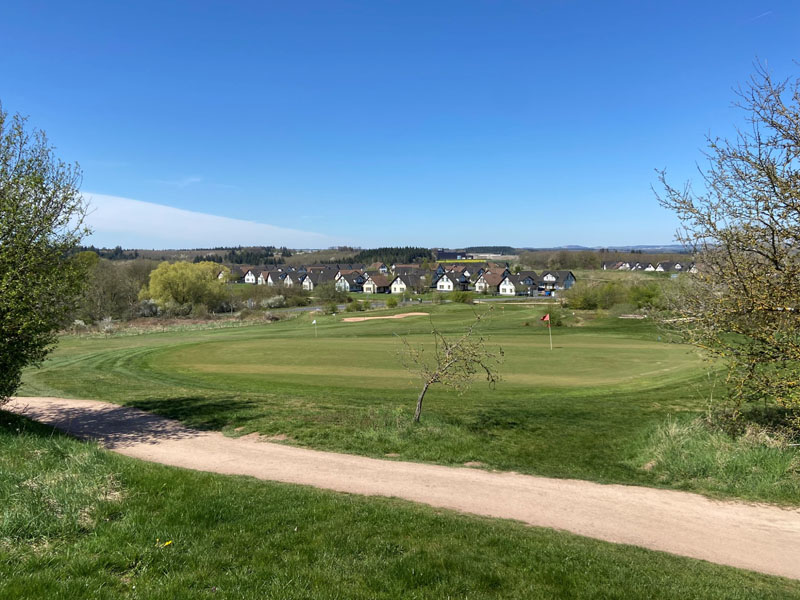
[747,10,773,22]
[152,176,203,188]
[82,192,335,249]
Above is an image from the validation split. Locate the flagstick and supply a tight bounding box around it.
[548,321,553,350]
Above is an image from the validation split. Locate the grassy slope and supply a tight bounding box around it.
[19,304,798,503]
[2,413,798,599]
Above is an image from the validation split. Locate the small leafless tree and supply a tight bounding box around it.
[399,312,503,422]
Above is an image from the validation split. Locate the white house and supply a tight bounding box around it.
[257,271,281,286]
[242,269,257,284]
[390,275,409,294]
[474,272,504,294]
[283,273,300,287]
[498,276,520,296]
[363,274,390,294]
[436,273,455,292]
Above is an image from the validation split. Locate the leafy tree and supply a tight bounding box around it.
[0,106,89,403]
[314,282,347,304]
[141,261,228,310]
[399,312,503,422]
[657,64,800,428]
[77,258,159,322]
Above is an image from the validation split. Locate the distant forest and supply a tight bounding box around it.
[75,244,690,271]
[76,245,139,260]
[349,247,433,265]
[465,246,517,255]
[193,246,292,265]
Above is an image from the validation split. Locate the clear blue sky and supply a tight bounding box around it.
[2,1,798,249]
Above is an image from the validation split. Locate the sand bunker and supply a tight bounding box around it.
[342,312,429,322]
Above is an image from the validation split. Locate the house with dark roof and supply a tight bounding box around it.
[302,270,337,291]
[434,272,470,292]
[389,274,425,294]
[474,272,505,294]
[257,270,283,286]
[335,274,364,293]
[538,270,576,291]
[362,274,390,294]
[368,262,389,274]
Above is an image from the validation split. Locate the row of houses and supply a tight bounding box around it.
[601,260,697,273]
[220,262,577,296]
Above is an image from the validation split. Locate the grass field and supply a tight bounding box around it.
[20,305,741,487]
[2,412,798,599]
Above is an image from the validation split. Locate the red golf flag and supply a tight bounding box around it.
[541,313,550,322]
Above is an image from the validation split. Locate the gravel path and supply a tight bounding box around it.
[8,396,800,580]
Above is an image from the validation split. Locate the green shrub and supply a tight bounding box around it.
[315,282,348,303]
[385,297,398,308]
[449,291,474,304]
[190,303,210,319]
[565,280,663,311]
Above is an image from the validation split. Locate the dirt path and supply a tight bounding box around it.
[8,396,800,580]
[342,312,429,322]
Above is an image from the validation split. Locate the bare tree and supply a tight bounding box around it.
[656,62,800,428]
[399,312,503,422]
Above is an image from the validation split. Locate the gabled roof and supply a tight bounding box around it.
[338,274,362,287]
[304,270,337,285]
[391,274,418,288]
[540,270,574,280]
[478,272,505,287]
[338,268,363,277]
[366,274,390,287]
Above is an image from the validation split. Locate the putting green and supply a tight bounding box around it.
[147,319,702,391]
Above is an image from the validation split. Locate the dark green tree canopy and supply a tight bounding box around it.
[0,105,89,402]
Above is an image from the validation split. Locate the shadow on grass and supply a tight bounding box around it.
[7,395,261,450]
[124,395,262,432]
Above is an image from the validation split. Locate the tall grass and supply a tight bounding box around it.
[634,418,800,504]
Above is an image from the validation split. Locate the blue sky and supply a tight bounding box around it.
[2,1,798,249]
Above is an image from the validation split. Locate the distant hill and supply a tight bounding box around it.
[520,244,689,254]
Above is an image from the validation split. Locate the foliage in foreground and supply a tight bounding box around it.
[658,64,800,430]
[1,412,798,599]
[0,104,88,403]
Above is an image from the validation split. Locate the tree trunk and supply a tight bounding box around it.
[414,381,430,423]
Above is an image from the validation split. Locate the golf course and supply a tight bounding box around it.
[7,304,800,597]
[20,303,713,490]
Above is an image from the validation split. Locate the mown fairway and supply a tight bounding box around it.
[21,304,714,490]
